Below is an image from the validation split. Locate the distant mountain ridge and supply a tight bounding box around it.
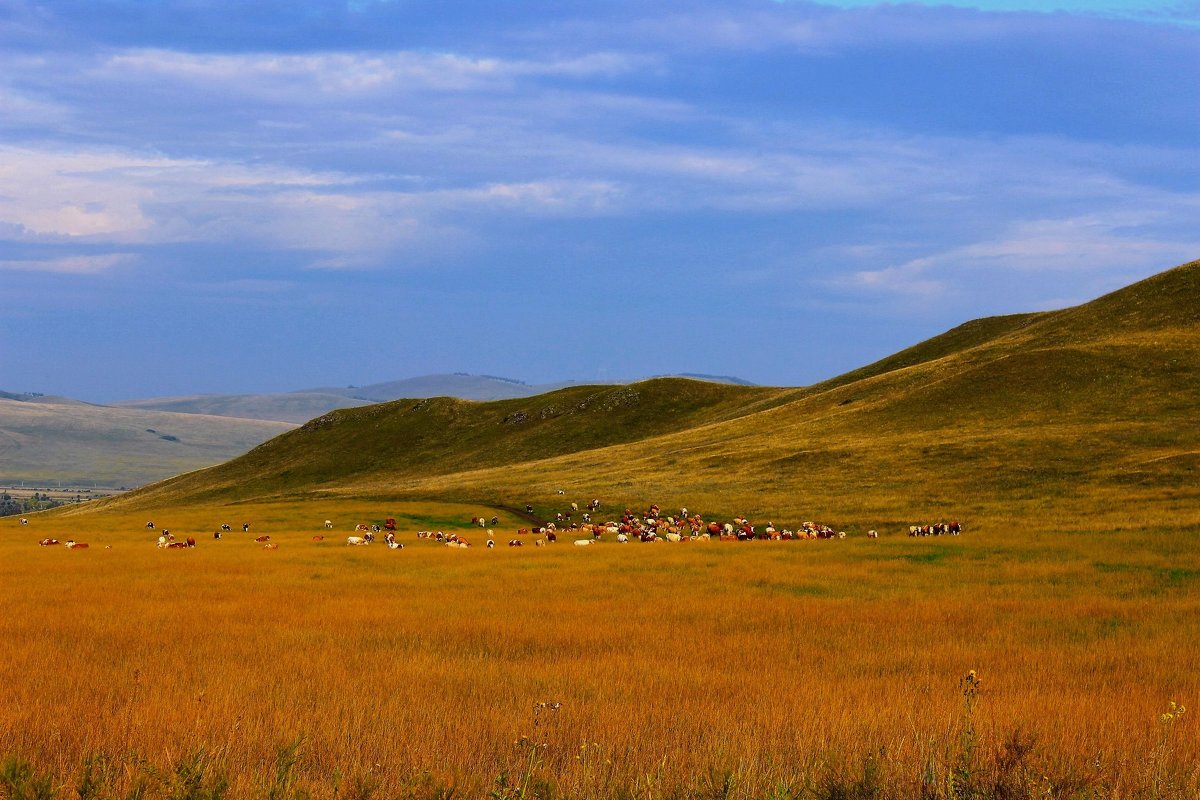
[115,373,756,423]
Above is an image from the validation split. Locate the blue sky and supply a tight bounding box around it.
[1,0,1197,401]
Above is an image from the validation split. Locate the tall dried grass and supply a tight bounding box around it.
[1,501,1197,798]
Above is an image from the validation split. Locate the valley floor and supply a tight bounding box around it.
[2,499,1198,799]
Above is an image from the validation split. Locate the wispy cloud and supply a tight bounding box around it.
[0,252,135,274]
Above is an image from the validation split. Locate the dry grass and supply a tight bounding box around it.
[2,501,1197,799]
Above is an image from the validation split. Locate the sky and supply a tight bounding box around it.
[1,0,1197,402]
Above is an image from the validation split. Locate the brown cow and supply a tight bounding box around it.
[255,535,270,543]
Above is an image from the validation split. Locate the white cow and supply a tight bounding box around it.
[346,535,368,546]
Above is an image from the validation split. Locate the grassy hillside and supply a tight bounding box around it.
[81,258,1200,526]
[0,398,294,487]
[111,379,795,505]
[114,391,372,424]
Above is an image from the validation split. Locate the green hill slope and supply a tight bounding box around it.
[81,258,1200,526]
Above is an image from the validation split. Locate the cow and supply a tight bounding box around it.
[242,523,251,532]
[185,537,196,548]
[20,518,29,525]
[213,531,222,539]
[166,542,187,549]
[255,535,270,543]
[388,540,404,550]
[486,539,495,549]
[508,539,523,547]
[262,542,279,550]
[39,538,59,546]
[324,520,333,529]
[145,521,154,529]
[573,539,593,546]
[65,540,89,549]
[346,536,367,546]
[220,524,232,532]
[312,535,325,542]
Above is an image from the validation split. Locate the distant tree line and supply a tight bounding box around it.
[0,492,69,516]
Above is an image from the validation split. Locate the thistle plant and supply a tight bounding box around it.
[950,669,982,799]
[1152,700,1186,799]
[492,701,561,800]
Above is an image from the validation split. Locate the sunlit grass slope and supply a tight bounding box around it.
[80,258,1200,530]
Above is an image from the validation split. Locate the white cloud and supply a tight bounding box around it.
[98,48,658,99]
[844,211,1200,305]
[0,252,135,274]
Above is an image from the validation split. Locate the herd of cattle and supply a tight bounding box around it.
[24,500,963,550]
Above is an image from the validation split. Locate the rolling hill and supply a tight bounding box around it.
[0,396,295,488]
[114,373,755,423]
[71,258,1200,528]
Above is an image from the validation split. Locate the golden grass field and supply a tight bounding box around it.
[2,498,1197,800]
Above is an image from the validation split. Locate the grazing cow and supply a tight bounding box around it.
[490,516,499,526]
[487,539,495,549]
[185,537,196,548]
[214,531,222,539]
[545,531,557,543]
[242,523,250,532]
[346,536,367,546]
[254,535,270,543]
[525,505,534,514]
[145,521,154,529]
[220,524,232,532]
[385,518,396,531]
[868,530,879,539]
[39,538,59,546]
[364,531,375,544]
[324,520,333,529]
